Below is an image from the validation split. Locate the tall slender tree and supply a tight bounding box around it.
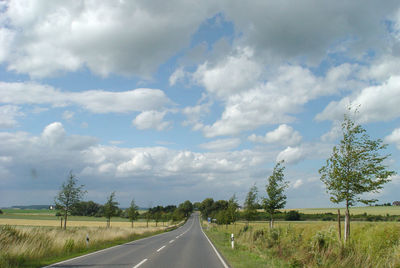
[55,171,86,229]
[126,199,139,228]
[319,111,396,241]
[103,192,119,228]
[264,161,288,229]
[243,184,258,224]
[227,194,239,225]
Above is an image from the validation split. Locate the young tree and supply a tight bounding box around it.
[243,184,258,224]
[55,171,86,229]
[319,112,396,241]
[126,199,139,228]
[227,194,239,225]
[103,192,119,228]
[264,161,288,228]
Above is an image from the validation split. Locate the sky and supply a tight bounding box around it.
[1,0,400,208]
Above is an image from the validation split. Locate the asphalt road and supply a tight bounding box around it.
[46,213,229,268]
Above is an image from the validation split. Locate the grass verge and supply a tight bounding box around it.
[203,224,289,268]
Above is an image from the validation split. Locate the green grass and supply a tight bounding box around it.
[204,225,289,267]
[205,221,400,267]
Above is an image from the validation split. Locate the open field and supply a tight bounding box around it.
[281,206,400,216]
[0,218,169,227]
[205,221,400,267]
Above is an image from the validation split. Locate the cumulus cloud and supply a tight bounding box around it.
[276,146,305,164]
[1,0,218,78]
[249,124,302,146]
[0,82,172,113]
[0,105,23,128]
[193,47,263,99]
[132,110,171,131]
[199,138,241,151]
[316,76,400,123]
[197,63,351,137]
[385,128,400,150]
[222,1,397,64]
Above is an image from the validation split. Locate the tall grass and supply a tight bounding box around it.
[0,224,170,267]
[206,222,400,267]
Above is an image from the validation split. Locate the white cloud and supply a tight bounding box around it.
[385,128,400,150]
[0,82,172,113]
[293,179,303,189]
[41,122,66,146]
[249,124,302,146]
[198,63,349,137]
[62,110,74,121]
[316,76,400,123]
[276,146,305,164]
[0,105,23,128]
[169,67,186,86]
[132,110,170,131]
[193,47,262,99]
[1,0,218,78]
[199,138,241,151]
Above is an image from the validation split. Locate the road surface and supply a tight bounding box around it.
[46,213,229,268]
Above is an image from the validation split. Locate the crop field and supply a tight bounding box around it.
[0,208,164,227]
[281,206,400,216]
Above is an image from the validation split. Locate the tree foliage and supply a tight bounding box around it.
[244,184,258,222]
[264,161,288,228]
[103,191,119,227]
[54,171,86,229]
[126,199,139,228]
[319,111,396,240]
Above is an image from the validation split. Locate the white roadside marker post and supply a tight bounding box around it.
[231,233,234,249]
[86,234,89,248]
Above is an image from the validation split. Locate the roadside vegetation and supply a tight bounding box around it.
[205,221,400,267]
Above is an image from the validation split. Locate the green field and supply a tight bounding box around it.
[282,206,400,216]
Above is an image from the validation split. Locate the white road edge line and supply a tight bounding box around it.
[157,245,166,252]
[133,258,147,268]
[200,217,229,268]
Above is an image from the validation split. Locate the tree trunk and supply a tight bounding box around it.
[60,217,63,229]
[63,211,67,230]
[344,205,350,242]
[337,209,341,241]
[270,213,274,229]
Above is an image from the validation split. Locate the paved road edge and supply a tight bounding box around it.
[199,216,230,268]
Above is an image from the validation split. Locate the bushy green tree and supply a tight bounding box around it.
[178,200,193,218]
[319,111,396,241]
[264,161,288,228]
[55,172,86,229]
[103,192,119,228]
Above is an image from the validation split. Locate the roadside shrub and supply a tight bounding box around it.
[0,209,3,214]
[285,210,301,221]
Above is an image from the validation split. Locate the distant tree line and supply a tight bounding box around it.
[54,172,192,229]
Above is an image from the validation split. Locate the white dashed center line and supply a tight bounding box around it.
[133,258,147,268]
[169,239,174,243]
[157,245,166,252]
